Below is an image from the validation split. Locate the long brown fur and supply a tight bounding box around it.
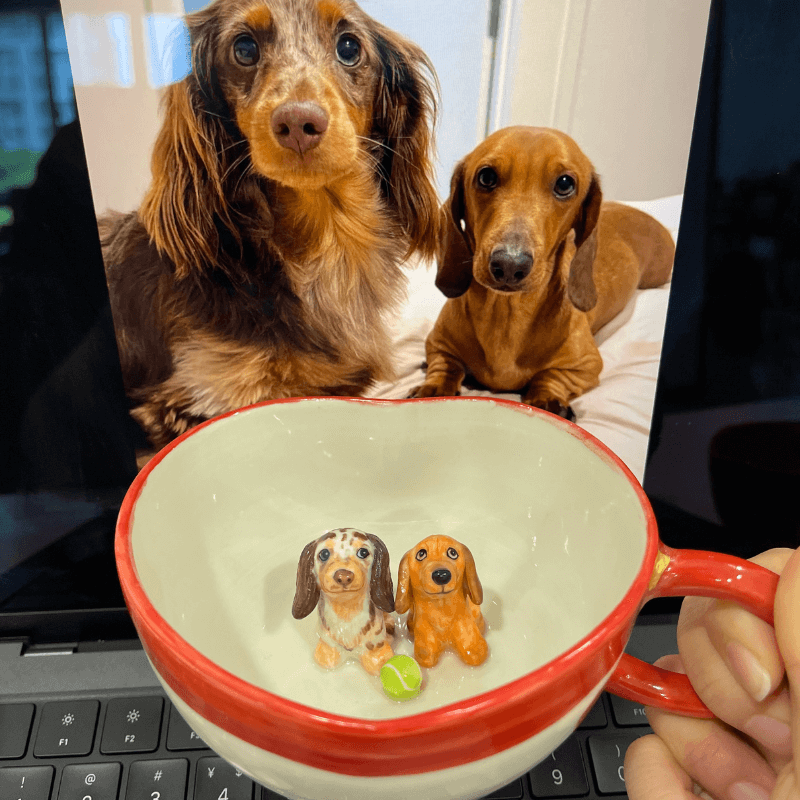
[101,0,439,449]
[411,126,674,418]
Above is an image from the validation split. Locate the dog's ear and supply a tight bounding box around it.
[394,550,412,615]
[366,534,395,613]
[371,27,440,261]
[292,540,321,619]
[139,8,265,279]
[461,543,483,605]
[566,173,602,311]
[435,160,474,299]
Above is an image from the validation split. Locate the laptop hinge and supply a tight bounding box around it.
[22,642,78,656]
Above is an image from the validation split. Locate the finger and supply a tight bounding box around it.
[677,549,794,760]
[645,657,777,800]
[773,546,800,790]
[625,733,696,800]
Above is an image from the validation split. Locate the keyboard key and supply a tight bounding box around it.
[485,778,524,798]
[587,733,642,794]
[101,697,163,754]
[578,698,607,729]
[609,695,650,727]
[0,704,35,759]
[57,762,120,800]
[166,705,208,751]
[0,766,54,800]
[127,759,188,800]
[529,738,588,797]
[33,700,99,758]
[195,757,254,800]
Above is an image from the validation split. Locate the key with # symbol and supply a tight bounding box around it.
[126,759,188,800]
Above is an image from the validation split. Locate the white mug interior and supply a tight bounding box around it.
[130,399,648,720]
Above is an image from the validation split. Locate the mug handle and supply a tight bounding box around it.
[605,544,780,718]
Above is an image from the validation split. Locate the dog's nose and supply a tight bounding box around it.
[431,568,451,586]
[489,247,533,287]
[333,569,354,587]
[271,101,329,155]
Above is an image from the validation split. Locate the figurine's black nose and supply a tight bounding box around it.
[432,569,451,586]
[333,569,354,587]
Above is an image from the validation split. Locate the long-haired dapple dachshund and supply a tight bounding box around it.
[101,0,439,450]
[412,126,675,419]
[293,527,396,675]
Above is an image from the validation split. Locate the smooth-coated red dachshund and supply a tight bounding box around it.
[101,0,439,450]
[412,126,675,419]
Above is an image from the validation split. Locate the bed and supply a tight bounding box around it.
[369,195,683,485]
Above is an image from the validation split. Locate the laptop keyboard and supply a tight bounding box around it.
[0,689,653,800]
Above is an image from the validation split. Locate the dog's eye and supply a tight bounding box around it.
[477,167,498,191]
[356,547,370,559]
[336,33,361,67]
[415,548,427,562]
[446,547,459,559]
[233,35,259,67]
[318,548,331,562]
[553,174,576,198]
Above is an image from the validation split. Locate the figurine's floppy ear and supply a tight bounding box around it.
[461,543,483,605]
[367,534,395,613]
[394,551,412,615]
[292,539,320,619]
[435,160,474,299]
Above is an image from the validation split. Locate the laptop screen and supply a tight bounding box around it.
[2,0,793,646]
[642,0,800,559]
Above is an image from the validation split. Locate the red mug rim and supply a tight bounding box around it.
[115,396,660,776]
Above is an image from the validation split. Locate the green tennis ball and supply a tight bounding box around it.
[380,655,423,701]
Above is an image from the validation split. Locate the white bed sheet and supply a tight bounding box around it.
[369,195,683,484]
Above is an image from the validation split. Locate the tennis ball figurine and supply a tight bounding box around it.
[380,655,423,701]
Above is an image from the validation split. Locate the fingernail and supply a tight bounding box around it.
[743,714,793,757]
[729,782,771,800]
[727,642,772,702]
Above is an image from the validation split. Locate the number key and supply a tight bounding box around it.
[56,762,120,800]
[0,766,54,800]
[528,738,588,797]
[126,758,187,800]
[195,757,253,800]
[587,733,642,794]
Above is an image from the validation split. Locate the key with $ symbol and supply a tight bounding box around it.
[195,757,254,800]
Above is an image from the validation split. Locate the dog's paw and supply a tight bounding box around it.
[407,383,460,399]
[537,399,576,422]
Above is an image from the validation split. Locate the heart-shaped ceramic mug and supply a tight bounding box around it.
[115,397,778,800]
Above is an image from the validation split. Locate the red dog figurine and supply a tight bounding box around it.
[395,535,488,667]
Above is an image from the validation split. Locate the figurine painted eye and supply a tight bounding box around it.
[356,547,370,559]
[415,548,427,561]
[318,548,331,562]
[446,547,459,559]
[553,174,576,198]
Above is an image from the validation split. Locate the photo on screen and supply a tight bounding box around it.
[59,0,711,482]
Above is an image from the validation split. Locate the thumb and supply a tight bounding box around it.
[774,546,800,781]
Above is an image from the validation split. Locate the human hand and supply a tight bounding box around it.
[625,547,799,800]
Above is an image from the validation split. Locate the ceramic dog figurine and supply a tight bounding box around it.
[395,535,488,667]
[292,528,396,675]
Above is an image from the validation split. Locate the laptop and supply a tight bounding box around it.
[1,0,797,797]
